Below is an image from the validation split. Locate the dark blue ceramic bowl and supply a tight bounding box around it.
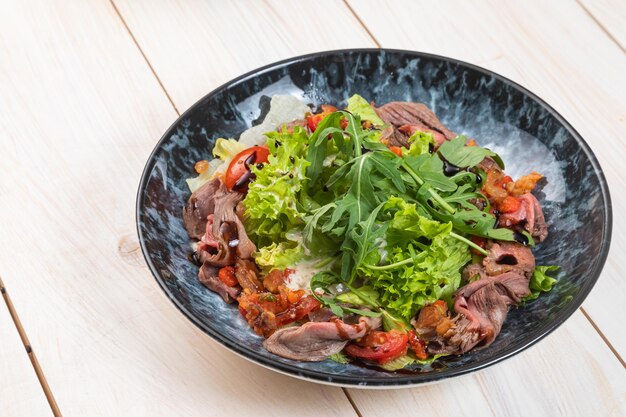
[136,49,611,387]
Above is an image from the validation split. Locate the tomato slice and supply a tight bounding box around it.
[306,105,348,132]
[407,330,428,360]
[224,146,269,191]
[345,330,409,364]
[306,113,325,132]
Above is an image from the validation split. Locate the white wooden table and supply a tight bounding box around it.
[1,1,625,416]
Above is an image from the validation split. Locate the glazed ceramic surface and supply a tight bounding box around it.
[136,49,611,387]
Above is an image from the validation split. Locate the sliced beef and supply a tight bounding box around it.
[398,123,447,146]
[375,102,457,141]
[196,221,238,267]
[198,261,240,303]
[187,178,257,269]
[415,270,531,355]
[416,241,534,355]
[263,316,381,361]
[477,156,502,173]
[483,241,535,278]
[183,178,221,240]
[463,241,534,281]
[380,125,411,147]
[498,193,549,243]
[234,258,264,293]
[210,183,256,259]
[462,263,488,282]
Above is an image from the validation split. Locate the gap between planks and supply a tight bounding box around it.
[108,0,181,116]
[580,306,626,368]
[342,0,381,48]
[575,0,626,53]
[0,276,63,417]
[344,0,626,373]
[104,0,624,412]
[107,0,370,414]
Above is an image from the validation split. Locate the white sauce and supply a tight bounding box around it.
[285,259,325,292]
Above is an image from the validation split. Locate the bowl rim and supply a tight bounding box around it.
[136,48,613,387]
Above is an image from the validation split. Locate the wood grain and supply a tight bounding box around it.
[348,0,626,358]
[112,0,375,110]
[0,0,624,416]
[0,1,357,416]
[578,0,626,51]
[348,312,626,417]
[0,285,53,417]
[113,0,626,415]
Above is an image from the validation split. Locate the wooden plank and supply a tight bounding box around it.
[0,284,53,417]
[112,0,625,414]
[347,312,626,417]
[578,0,626,51]
[348,0,626,358]
[0,1,357,416]
[111,0,375,110]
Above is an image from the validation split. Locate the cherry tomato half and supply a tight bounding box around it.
[224,146,269,191]
[345,330,409,364]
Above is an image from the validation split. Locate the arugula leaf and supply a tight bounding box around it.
[305,112,345,185]
[340,201,388,281]
[336,286,380,305]
[369,152,406,192]
[402,153,457,192]
[438,136,498,168]
[309,272,382,318]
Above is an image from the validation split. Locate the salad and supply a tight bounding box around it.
[182,94,558,370]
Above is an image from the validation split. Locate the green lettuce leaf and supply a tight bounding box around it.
[524,265,560,301]
[379,353,448,371]
[243,127,310,246]
[254,241,304,271]
[212,138,245,161]
[405,131,436,156]
[346,94,385,127]
[186,138,246,192]
[328,352,351,364]
[360,199,471,321]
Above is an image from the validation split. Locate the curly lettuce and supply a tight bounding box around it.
[524,266,559,301]
[359,198,471,321]
[186,138,245,192]
[242,126,310,247]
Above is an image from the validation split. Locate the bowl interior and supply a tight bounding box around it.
[137,50,610,386]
